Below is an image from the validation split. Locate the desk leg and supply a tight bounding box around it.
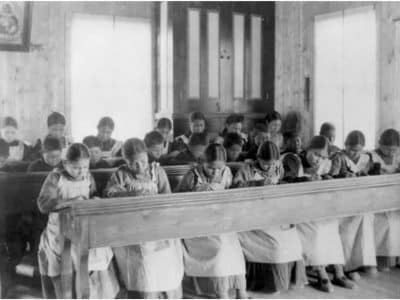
[61,237,73,299]
[74,218,90,299]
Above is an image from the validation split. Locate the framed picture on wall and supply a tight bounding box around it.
[0,2,32,52]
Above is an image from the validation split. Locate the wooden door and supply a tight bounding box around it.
[170,2,274,134]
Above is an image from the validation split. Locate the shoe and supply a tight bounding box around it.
[332,276,355,289]
[361,266,378,277]
[347,271,361,281]
[318,278,334,293]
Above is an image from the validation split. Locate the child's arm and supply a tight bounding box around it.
[176,171,195,193]
[37,172,85,213]
[103,170,135,197]
[89,173,98,198]
[157,166,171,194]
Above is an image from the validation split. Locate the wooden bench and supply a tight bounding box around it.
[57,174,400,298]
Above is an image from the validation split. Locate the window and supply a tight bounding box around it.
[250,15,262,99]
[187,9,200,99]
[314,6,377,149]
[207,11,220,98]
[70,14,153,142]
[233,13,245,99]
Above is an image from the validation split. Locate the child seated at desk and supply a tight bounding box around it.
[97,116,123,158]
[265,111,283,151]
[155,117,174,156]
[297,136,355,293]
[1,116,32,162]
[37,143,119,299]
[167,133,208,165]
[33,112,71,160]
[233,141,307,294]
[104,138,183,298]
[370,129,400,271]
[171,112,207,156]
[144,130,168,165]
[82,135,111,169]
[28,136,63,172]
[177,143,247,299]
[223,133,245,162]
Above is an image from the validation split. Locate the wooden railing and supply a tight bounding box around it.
[57,174,400,298]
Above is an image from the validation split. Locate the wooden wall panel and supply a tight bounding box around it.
[0,2,153,144]
[275,1,400,146]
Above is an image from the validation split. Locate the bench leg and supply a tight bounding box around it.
[61,238,73,299]
[74,218,90,299]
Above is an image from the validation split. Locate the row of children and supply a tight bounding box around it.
[34,115,400,298]
[0,110,283,171]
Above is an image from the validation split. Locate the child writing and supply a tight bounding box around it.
[265,111,283,151]
[155,118,174,156]
[336,131,377,279]
[370,129,400,271]
[28,136,63,172]
[144,130,167,164]
[104,138,184,298]
[297,136,354,293]
[319,123,341,156]
[82,136,111,169]
[1,116,31,162]
[233,141,307,294]
[171,112,207,156]
[37,143,119,299]
[221,114,248,148]
[177,143,247,299]
[97,116,123,158]
[33,112,71,160]
[223,133,245,162]
[167,133,208,165]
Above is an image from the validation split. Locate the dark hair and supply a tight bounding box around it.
[319,122,335,136]
[144,131,164,148]
[82,135,101,149]
[123,138,147,161]
[265,111,282,123]
[345,130,365,147]
[0,138,9,157]
[254,123,268,134]
[47,112,66,127]
[66,143,90,162]
[283,131,301,144]
[379,129,400,147]
[190,111,206,123]
[97,116,115,130]
[308,135,328,150]
[282,153,302,175]
[43,136,62,152]
[257,141,280,160]
[205,143,227,163]
[189,133,209,146]
[226,114,244,125]
[157,118,172,130]
[223,133,243,149]
[3,116,18,129]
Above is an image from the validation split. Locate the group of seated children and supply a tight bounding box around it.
[1,110,400,299]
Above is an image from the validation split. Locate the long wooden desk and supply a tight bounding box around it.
[57,174,400,298]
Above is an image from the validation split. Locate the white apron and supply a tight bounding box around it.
[371,151,400,257]
[8,141,25,161]
[339,153,377,269]
[298,158,345,266]
[239,225,303,263]
[183,167,246,277]
[38,173,118,298]
[112,165,184,292]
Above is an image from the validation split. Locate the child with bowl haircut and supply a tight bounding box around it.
[97,116,123,158]
[104,138,184,298]
[28,136,63,172]
[370,129,400,271]
[82,135,111,169]
[233,141,307,294]
[177,143,247,299]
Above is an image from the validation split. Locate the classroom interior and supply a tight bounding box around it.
[1,1,400,299]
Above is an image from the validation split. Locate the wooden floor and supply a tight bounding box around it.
[4,268,400,299]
